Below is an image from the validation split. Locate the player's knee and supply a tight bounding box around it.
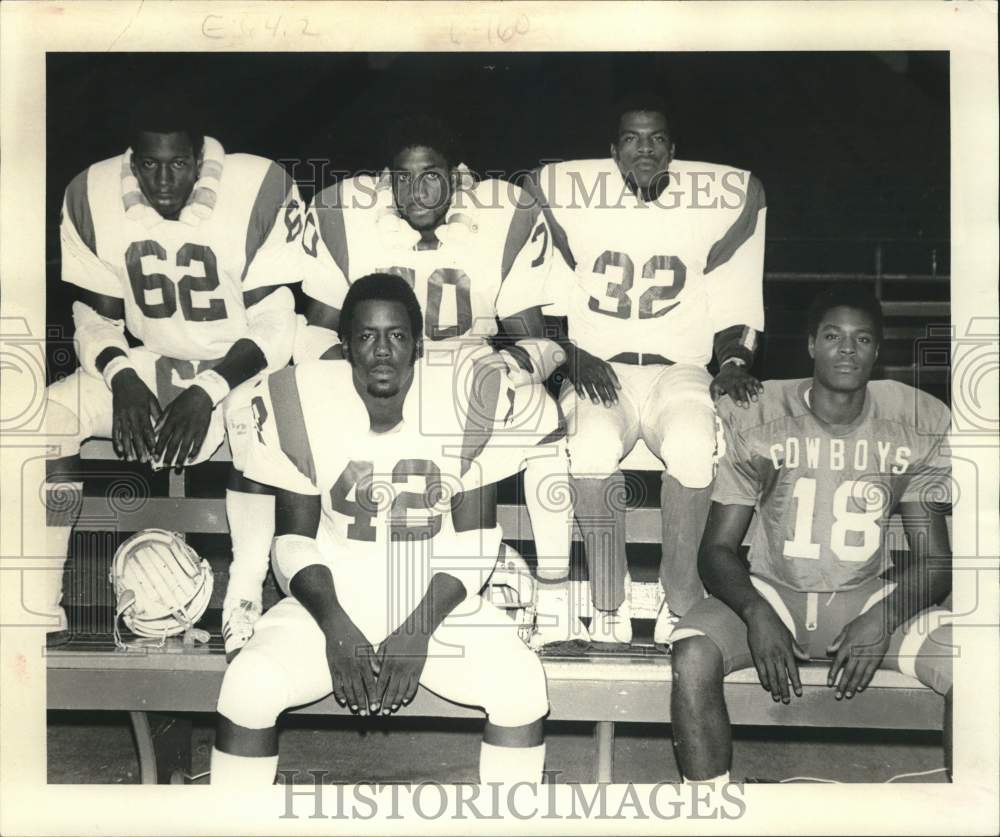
[43,398,85,456]
[671,635,725,694]
[912,627,953,697]
[217,648,290,729]
[659,433,715,489]
[568,433,623,479]
[223,381,261,472]
[482,646,549,726]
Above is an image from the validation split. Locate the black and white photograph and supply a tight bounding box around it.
[1,2,997,834]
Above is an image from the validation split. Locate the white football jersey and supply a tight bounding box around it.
[536,158,766,364]
[60,143,304,361]
[299,175,554,340]
[238,349,563,640]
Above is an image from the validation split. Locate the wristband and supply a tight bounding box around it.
[190,368,231,407]
[101,355,136,389]
[721,356,747,370]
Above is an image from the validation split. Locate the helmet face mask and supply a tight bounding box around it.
[110,529,213,646]
[484,544,538,645]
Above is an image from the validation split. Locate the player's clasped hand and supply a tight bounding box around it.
[111,369,162,463]
[152,385,213,470]
[826,608,892,700]
[373,625,431,716]
[744,599,808,704]
[710,364,764,409]
[323,615,379,716]
[566,345,621,406]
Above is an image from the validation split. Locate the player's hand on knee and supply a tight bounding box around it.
[153,386,213,470]
[323,619,378,716]
[374,628,430,716]
[111,369,161,462]
[745,599,807,703]
[566,346,620,406]
[710,364,763,409]
[826,609,891,700]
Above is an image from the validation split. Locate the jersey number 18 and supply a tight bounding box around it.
[783,477,887,564]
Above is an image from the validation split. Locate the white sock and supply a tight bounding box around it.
[224,490,275,610]
[24,451,79,632]
[523,455,572,577]
[210,747,279,786]
[683,771,730,785]
[479,741,546,783]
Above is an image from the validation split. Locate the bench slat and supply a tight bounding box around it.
[47,657,942,730]
[74,496,947,546]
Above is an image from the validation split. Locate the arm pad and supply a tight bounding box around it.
[429,526,505,597]
[273,533,330,588]
[713,324,759,367]
[246,286,296,372]
[72,301,130,380]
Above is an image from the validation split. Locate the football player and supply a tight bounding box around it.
[290,114,581,648]
[526,93,767,645]
[41,100,301,643]
[668,285,953,783]
[211,274,553,785]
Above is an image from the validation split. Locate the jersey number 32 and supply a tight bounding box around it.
[588,250,686,320]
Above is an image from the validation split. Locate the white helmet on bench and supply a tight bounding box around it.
[110,529,213,647]
[483,543,537,645]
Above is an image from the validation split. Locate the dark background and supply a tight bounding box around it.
[45,51,950,385]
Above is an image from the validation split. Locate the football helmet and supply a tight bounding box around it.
[483,544,537,645]
[110,529,213,648]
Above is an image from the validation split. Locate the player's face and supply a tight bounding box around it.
[612,110,674,190]
[391,146,453,231]
[345,299,419,399]
[808,305,880,393]
[130,131,201,220]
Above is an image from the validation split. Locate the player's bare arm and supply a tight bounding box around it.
[75,287,164,462]
[709,324,764,409]
[699,501,807,703]
[374,483,500,716]
[273,486,379,716]
[827,502,952,700]
[555,334,622,407]
[153,285,286,468]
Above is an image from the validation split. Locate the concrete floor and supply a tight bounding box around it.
[47,711,948,785]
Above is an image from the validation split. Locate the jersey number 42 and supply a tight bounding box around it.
[330,459,445,542]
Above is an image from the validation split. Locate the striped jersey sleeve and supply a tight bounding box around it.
[241,366,321,496]
[60,168,122,298]
[495,194,560,320]
[300,182,352,311]
[703,173,766,334]
[241,161,305,293]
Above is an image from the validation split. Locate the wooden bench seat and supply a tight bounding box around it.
[47,635,942,784]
